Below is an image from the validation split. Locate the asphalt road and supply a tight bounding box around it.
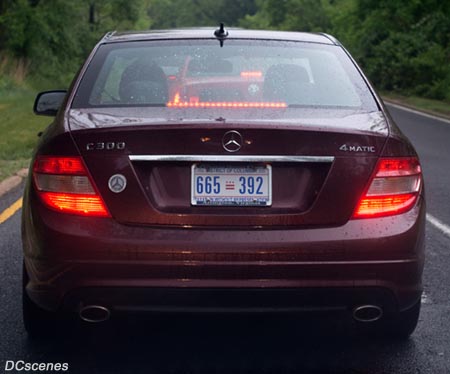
[1,104,449,374]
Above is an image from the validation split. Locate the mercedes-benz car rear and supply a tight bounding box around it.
[22,27,425,338]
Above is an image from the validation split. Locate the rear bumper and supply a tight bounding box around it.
[22,196,425,314]
[63,287,398,314]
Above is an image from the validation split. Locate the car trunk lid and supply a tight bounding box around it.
[69,109,388,227]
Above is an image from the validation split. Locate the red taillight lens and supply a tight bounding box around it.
[33,156,110,217]
[39,192,109,217]
[240,71,263,78]
[353,157,422,219]
[33,156,86,175]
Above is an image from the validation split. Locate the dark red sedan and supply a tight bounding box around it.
[22,26,425,338]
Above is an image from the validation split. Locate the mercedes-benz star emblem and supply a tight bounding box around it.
[222,130,243,153]
[108,174,127,193]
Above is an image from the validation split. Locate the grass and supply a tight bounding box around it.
[381,92,450,119]
[0,87,50,182]
[0,159,30,181]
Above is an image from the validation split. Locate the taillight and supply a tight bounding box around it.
[166,101,287,108]
[33,156,110,217]
[353,157,422,219]
[240,71,263,78]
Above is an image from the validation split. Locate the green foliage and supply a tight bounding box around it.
[241,0,331,32]
[147,0,256,29]
[349,0,450,100]
[0,0,448,101]
[0,86,49,182]
[241,0,450,101]
[0,0,151,88]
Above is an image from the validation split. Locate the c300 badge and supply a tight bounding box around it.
[108,174,127,193]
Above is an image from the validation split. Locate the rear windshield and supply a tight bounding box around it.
[72,39,378,113]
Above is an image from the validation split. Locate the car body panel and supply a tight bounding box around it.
[103,29,337,45]
[22,29,425,330]
[68,112,388,227]
[22,188,424,312]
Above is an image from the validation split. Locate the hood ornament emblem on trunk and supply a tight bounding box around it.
[108,174,127,193]
[222,130,243,153]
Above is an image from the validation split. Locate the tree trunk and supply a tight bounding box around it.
[0,0,7,50]
[89,3,96,30]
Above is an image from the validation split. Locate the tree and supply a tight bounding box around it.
[0,0,151,87]
[339,0,450,99]
[240,0,331,32]
[147,0,256,29]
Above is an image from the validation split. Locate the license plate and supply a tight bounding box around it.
[191,164,272,206]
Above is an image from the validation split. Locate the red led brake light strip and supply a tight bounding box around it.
[167,101,287,108]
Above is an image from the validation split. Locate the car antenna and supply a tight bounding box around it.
[214,22,228,47]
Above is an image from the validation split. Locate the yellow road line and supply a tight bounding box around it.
[0,197,23,224]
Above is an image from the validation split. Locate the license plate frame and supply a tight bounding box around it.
[191,164,272,206]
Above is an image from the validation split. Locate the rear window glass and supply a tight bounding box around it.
[72,39,377,112]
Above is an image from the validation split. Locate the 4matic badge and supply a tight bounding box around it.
[339,144,376,153]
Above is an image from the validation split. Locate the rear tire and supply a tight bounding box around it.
[22,262,58,338]
[385,300,421,339]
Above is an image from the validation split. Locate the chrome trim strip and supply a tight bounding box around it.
[129,155,334,163]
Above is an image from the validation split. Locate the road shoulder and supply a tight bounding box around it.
[383,98,450,124]
[0,168,28,198]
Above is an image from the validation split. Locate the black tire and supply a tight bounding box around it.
[385,300,421,339]
[22,262,58,338]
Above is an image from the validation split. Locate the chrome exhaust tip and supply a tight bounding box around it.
[352,305,383,323]
[79,305,111,323]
